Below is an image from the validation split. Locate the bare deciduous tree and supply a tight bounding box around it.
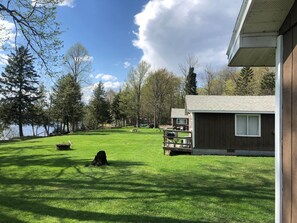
[0,0,63,75]
[64,43,92,84]
[127,61,151,127]
[179,55,199,78]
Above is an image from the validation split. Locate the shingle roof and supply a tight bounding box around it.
[171,108,188,118]
[185,95,275,114]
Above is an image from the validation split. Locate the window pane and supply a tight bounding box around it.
[236,116,247,135]
[248,116,259,136]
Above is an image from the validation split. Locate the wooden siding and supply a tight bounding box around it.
[280,2,297,222]
[194,113,275,151]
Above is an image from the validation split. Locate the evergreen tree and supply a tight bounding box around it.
[51,74,83,132]
[111,92,124,127]
[29,84,52,136]
[235,67,255,95]
[0,46,41,137]
[184,67,197,95]
[260,71,275,95]
[89,82,111,127]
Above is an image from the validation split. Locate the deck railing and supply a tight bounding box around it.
[163,129,192,155]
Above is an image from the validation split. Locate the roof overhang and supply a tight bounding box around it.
[227,0,294,67]
[187,110,274,114]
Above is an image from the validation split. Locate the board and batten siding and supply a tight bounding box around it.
[280,1,297,222]
[194,113,274,151]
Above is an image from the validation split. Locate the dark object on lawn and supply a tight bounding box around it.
[56,143,71,150]
[167,131,176,140]
[87,150,108,166]
[149,123,159,128]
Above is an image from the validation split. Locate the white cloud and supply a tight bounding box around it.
[102,74,117,81]
[95,74,103,79]
[0,19,15,49]
[94,73,117,81]
[123,61,131,69]
[81,81,124,103]
[103,81,123,90]
[78,55,93,62]
[0,53,9,66]
[133,0,242,74]
[58,0,75,7]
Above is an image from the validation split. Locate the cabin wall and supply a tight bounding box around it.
[280,2,297,222]
[194,113,275,152]
[172,118,189,130]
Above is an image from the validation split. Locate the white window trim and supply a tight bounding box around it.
[176,118,187,125]
[235,114,261,137]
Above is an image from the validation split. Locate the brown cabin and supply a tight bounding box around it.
[171,108,188,130]
[226,0,297,221]
[185,95,275,156]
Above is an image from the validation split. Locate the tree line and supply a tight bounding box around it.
[0,44,275,138]
[0,1,276,137]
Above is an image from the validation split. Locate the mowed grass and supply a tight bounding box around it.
[0,128,274,223]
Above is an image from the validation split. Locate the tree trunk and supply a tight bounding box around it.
[31,125,36,136]
[18,108,23,137]
[18,124,23,137]
[43,125,49,136]
[136,92,141,128]
[153,108,157,128]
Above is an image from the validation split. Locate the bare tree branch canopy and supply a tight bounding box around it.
[127,61,150,127]
[64,43,92,84]
[179,55,199,78]
[0,0,63,75]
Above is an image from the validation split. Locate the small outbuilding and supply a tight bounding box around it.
[171,108,188,130]
[186,95,275,156]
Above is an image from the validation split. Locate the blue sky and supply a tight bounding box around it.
[55,0,149,97]
[0,0,243,101]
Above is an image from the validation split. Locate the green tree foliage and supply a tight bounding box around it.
[29,84,52,136]
[127,61,151,127]
[184,67,197,95]
[0,0,63,75]
[111,92,125,127]
[118,85,135,126]
[260,71,275,95]
[0,46,41,137]
[143,69,181,126]
[235,67,255,95]
[88,82,111,127]
[51,74,83,132]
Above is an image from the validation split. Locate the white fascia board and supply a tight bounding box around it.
[241,34,277,48]
[227,0,252,56]
[228,33,277,64]
[187,110,275,114]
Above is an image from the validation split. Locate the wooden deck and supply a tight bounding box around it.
[163,129,192,155]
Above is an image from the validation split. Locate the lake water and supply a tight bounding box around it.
[1,125,54,139]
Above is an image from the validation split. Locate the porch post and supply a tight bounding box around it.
[275,35,283,223]
[192,113,195,149]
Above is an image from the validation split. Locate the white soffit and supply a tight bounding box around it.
[227,0,294,67]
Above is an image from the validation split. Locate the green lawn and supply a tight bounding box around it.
[0,128,274,223]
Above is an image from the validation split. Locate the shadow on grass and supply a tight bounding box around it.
[0,194,205,223]
[0,160,274,222]
[0,153,88,168]
[0,212,25,223]
[0,167,274,223]
[0,136,43,145]
[0,143,274,222]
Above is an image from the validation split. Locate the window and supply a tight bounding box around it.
[235,114,261,137]
[176,118,187,125]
